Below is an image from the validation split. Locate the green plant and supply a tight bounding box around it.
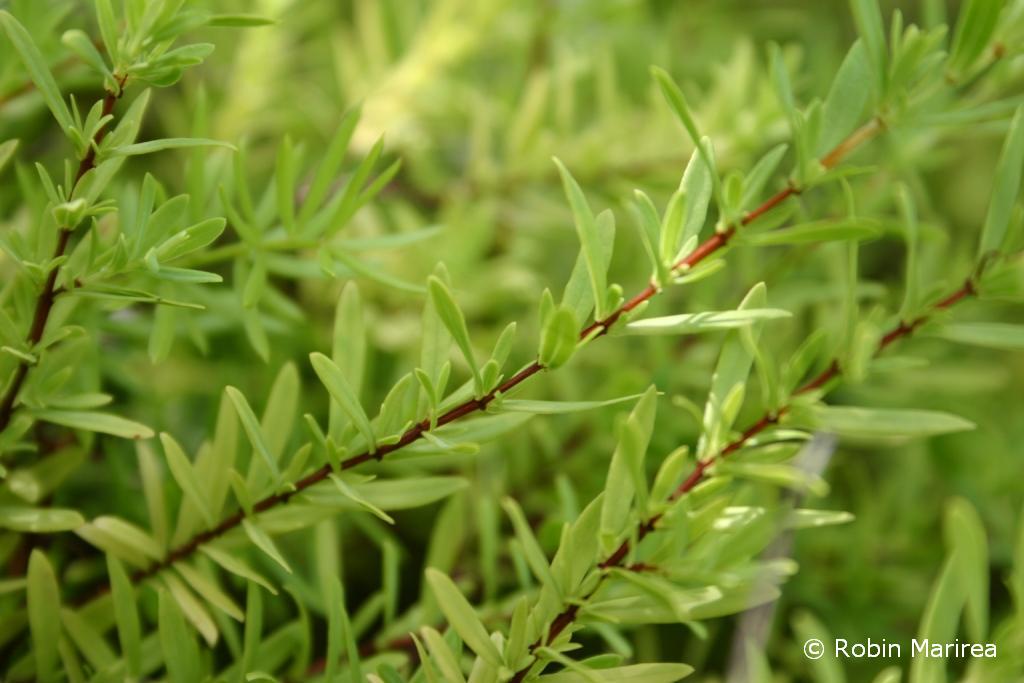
[2,0,1024,681]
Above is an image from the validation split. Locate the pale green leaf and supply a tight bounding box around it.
[27,549,61,683]
[809,405,975,437]
[199,544,278,595]
[159,589,202,683]
[242,518,291,573]
[0,12,74,133]
[176,563,245,622]
[625,309,791,336]
[0,506,83,533]
[979,107,1024,257]
[424,568,503,668]
[943,498,988,641]
[819,41,870,153]
[161,433,215,527]
[554,159,608,319]
[226,387,281,479]
[310,352,376,452]
[31,409,154,439]
[539,663,694,682]
[427,276,483,396]
[110,137,235,156]
[107,555,142,678]
[539,305,578,368]
[500,393,645,415]
[929,322,1024,350]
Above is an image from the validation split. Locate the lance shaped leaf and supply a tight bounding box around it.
[600,386,658,552]
[310,352,376,452]
[425,568,503,668]
[978,106,1024,258]
[555,159,613,320]
[0,12,74,134]
[428,276,484,397]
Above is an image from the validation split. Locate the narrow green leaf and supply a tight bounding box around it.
[600,386,658,551]
[161,433,215,526]
[538,663,694,682]
[226,387,281,479]
[949,0,1005,74]
[809,405,976,437]
[310,352,377,452]
[539,305,578,368]
[554,159,609,319]
[93,0,119,65]
[304,476,468,511]
[91,516,163,561]
[651,67,702,148]
[625,308,791,336]
[910,558,965,683]
[176,562,244,621]
[27,549,61,683]
[897,185,921,320]
[422,625,467,683]
[652,68,723,211]
[31,409,154,439]
[849,0,888,97]
[107,555,142,678]
[0,138,18,173]
[329,473,394,524]
[427,276,483,396]
[786,509,856,530]
[155,217,227,262]
[717,462,828,496]
[207,14,276,28]
[943,498,988,640]
[242,518,291,573]
[199,545,278,595]
[239,581,263,682]
[324,576,361,683]
[298,107,361,224]
[700,282,766,456]
[159,589,202,683]
[819,41,870,153]
[0,12,74,133]
[929,322,1024,350]
[978,106,1024,257]
[61,29,110,78]
[500,394,645,415]
[0,506,83,532]
[332,281,366,397]
[742,144,789,209]
[502,497,560,596]
[111,137,236,156]
[424,568,503,668]
[275,135,297,233]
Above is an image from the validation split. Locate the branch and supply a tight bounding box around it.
[0,77,127,433]
[508,275,975,682]
[124,117,884,586]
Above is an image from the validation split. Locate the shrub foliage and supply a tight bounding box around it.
[1,1,1024,681]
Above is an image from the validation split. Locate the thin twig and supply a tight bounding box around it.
[0,78,126,434]
[508,276,975,682]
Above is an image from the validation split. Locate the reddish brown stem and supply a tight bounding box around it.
[0,81,125,434]
[509,277,974,682]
